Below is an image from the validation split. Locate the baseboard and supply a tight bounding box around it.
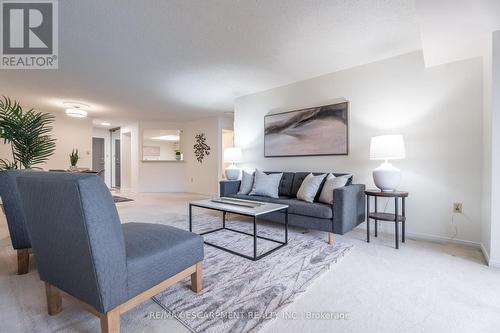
[489,260,500,268]
[405,231,481,248]
[483,247,500,268]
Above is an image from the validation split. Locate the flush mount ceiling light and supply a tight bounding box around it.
[63,101,89,118]
[65,108,88,118]
[151,135,180,141]
[100,122,111,126]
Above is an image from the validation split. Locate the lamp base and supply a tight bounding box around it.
[372,162,401,192]
[225,164,241,180]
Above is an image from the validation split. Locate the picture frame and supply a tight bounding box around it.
[264,101,349,157]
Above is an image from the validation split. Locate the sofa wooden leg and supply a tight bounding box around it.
[45,282,62,315]
[191,261,203,293]
[17,249,30,275]
[100,309,120,333]
[327,232,334,246]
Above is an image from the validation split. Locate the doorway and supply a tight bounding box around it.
[110,128,121,188]
[221,129,234,179]
[92,137,105,181]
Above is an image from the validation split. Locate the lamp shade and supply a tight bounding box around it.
[224,147,242,163]
[370,135,405,160]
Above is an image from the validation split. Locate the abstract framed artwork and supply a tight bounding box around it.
[264,101,349,157]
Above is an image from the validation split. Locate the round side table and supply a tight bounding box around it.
[365,189,409,249]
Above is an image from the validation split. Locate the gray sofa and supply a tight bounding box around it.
[220,172,365,243]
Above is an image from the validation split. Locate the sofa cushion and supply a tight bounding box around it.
[318,174,351,204]
[249,170,283,198]
[291,172,353,198]
[296,173,327,203]
[275,198,333,219]
[265,171,294,197]
[123,223,204,299]
[237,170,254,195]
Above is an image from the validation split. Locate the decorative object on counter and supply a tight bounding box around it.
[264,101,348,157]
[223,147,242,180]
[369,135,405,192]
[175,150,182,161]
[0,96,56,170]
[69,149,79,171]
[193,133,210,163]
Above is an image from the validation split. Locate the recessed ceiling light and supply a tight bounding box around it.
[65,108,88,118]
[100,122,111,126]
[151,135,180,141]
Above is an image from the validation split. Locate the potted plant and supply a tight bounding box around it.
[0,97,56,170]
[69,149,79,171]
[175,150,182,161]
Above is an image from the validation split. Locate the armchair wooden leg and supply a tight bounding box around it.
[100,309,120,333]
[327,232,334,246]
[45,282,62,315]
[191,261,203,293]
[17,249,30,275]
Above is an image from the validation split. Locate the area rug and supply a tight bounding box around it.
[112,195,134,203]
[152,213,352,333]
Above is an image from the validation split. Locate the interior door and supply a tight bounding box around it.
[92,137,105,181]
[114,139,121,188]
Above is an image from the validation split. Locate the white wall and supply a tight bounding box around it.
[0,111,92,170]
[482,35,493,262]
[235,51,483,245]
[92,127,111,187]
[489,30,500,265]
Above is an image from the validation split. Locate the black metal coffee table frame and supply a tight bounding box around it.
[189,203,288,261]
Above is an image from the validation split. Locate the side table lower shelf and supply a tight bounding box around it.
[365,190,408,249]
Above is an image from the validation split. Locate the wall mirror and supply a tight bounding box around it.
[142,129,183,161]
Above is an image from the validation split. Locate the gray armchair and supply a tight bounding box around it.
[0,170,32,274]
[16,172,204,333]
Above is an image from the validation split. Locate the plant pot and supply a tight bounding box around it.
[69,165,78,171]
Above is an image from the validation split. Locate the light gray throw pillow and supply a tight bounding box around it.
[237,170,254,195]
[249,170,283,198]
[296,173,326,203]
[318,174,351,204]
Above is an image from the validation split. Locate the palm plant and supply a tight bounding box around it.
[0,97,56,170]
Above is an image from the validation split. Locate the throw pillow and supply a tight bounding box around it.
[237,170,255,195]
[249,170,283,198]
[296,173,326,203]
[318,174,351,204]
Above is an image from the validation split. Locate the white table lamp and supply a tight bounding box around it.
[370,135,405,192]
[224,147,242,180]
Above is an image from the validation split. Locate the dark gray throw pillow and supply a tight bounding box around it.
[238,170,254,195]
[249,170,283,198]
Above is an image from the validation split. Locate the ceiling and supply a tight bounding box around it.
[0,0,424,125]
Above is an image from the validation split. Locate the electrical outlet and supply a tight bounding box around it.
[453,202,463,214]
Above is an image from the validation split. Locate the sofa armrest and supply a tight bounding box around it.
[332,184,366,234]
[220,180,241,197]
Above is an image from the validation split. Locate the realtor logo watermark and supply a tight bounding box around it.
[1,0,58,69]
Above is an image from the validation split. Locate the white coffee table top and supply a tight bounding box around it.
[190,197,288,216]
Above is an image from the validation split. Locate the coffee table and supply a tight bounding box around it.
[189,197,288,261]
